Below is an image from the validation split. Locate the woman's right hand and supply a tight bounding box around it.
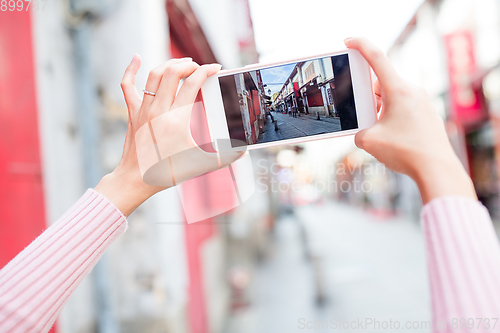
[344,37,476,204]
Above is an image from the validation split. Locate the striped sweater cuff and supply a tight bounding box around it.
[421,196,500,332]
[0,189,127,333]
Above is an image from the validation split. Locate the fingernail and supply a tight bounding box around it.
[209,63,222,70]
[181,57,193,62]
[131,54,138,62]
[344,37,354,45]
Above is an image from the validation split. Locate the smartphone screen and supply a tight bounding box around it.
[217,53,358,147]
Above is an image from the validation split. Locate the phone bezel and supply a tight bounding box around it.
[201,49,377,151]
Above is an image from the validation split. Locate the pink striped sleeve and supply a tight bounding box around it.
[422,196,500,332]
[0,189,127,333]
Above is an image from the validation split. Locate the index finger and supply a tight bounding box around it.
[344,37,400,91]
[121,54,142,112]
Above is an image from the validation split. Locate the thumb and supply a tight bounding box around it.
[212,139,247,170]
[218,150,247,169]
[354,128,369,150]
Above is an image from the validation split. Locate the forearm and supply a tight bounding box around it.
[0,190,127,333]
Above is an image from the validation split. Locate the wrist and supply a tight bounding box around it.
[94,172,157,217]
[412,152,477,204]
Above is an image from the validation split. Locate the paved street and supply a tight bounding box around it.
[257,113,342,144]
[224,201,431,333]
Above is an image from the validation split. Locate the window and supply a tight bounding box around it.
[305,63,316,82]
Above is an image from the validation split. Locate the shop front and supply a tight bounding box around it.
[302,77,325,115]
[445,30,500,219]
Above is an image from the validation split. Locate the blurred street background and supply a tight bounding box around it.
[1,0,500,332]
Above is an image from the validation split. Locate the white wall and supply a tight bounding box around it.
[33,1,93,331]
[322,57,333,81]
[389,2,448,100]
[33,0,189,331]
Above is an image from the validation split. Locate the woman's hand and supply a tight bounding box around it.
[344,37,476,204]
[95,56,243,216]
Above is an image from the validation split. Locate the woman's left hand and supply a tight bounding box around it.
[95,55,243,216]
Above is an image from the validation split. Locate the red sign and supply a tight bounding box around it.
[444,31,483,125]
[293,82,299,97]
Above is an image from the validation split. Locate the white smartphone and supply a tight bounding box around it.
[201,49,376,151]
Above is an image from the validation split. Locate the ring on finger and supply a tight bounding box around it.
[143,89,156,96]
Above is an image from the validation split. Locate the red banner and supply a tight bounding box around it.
[444,31,483,125]
[293,82,299,97]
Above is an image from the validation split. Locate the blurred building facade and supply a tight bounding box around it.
[274,59,336,118]
[389,0,500,221]
[234,70,266,145]
[332,0,500,223]
[0,0,276,333]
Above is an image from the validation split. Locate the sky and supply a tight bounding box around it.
[248,0,424,162]
[248,0,424,61]
[260,63,297,96]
